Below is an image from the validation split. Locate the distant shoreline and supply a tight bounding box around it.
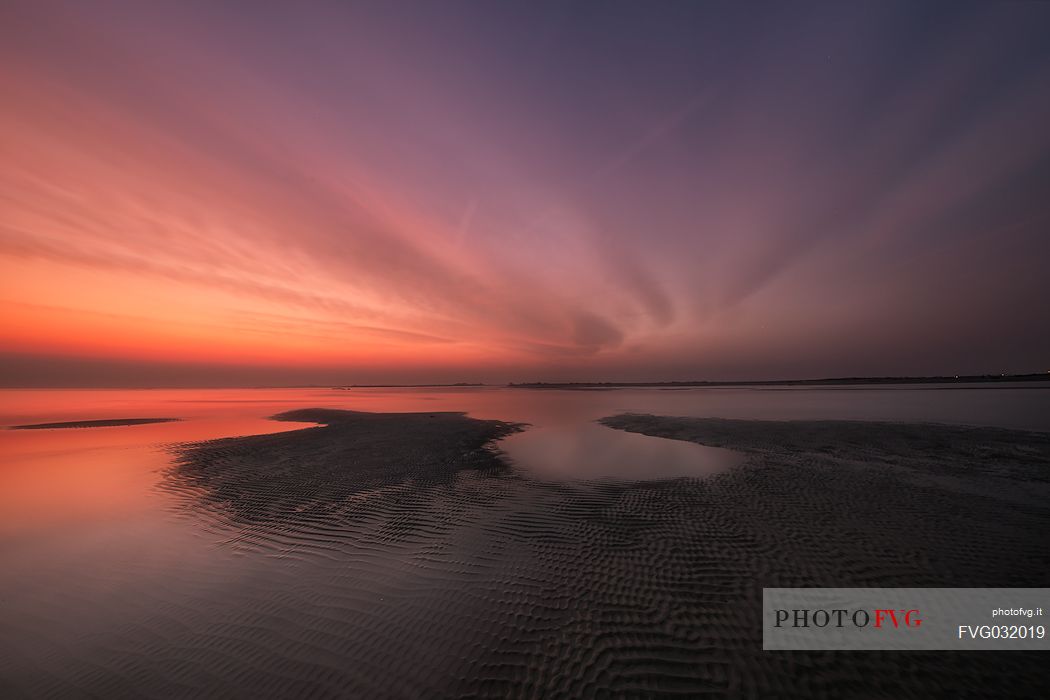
[10,417,179,430]
[3,375,1048,391]
[333,383,486,389]
[508,373,1050,389]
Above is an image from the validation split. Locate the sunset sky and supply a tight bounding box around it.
[2,0,1049,386]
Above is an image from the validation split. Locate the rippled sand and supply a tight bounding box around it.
[4,409,1049,697]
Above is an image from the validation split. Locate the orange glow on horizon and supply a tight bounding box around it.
[3,0,1049,385]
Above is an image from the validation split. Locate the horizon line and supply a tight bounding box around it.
[2,371,1049,391]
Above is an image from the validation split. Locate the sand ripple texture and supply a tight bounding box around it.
[6,409,1050,698]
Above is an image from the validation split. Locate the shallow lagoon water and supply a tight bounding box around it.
[1,384,1048,696]
[4,383,1047,516]
[2,382,1048,534]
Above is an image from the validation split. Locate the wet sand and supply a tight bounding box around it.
[5,409,1049,697]
[10,417,179,429]
[600,414,1050,588]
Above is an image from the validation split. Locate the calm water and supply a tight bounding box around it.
[0,384,1045,531]
[1,383,1048,691]
[2,383,1049,535]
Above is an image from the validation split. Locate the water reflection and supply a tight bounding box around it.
[1,385,1048,697]
[0,413,317,535]
[2,383,1048,534]
[497,420,743,480]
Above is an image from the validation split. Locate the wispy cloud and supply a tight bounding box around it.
[2,0,1048,383]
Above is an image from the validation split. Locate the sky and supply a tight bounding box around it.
[2,0,1049,386]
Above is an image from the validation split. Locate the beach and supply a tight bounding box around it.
[4,400,1048,697]
[6,2,1050,695]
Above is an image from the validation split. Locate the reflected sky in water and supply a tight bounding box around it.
[2,383,1047,534]
[498,421,743,481]
[1,383,1048,694]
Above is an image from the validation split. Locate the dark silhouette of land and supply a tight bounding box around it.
[334,383,486,389]
[11,417,179,430]
[510,373,1050,389]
